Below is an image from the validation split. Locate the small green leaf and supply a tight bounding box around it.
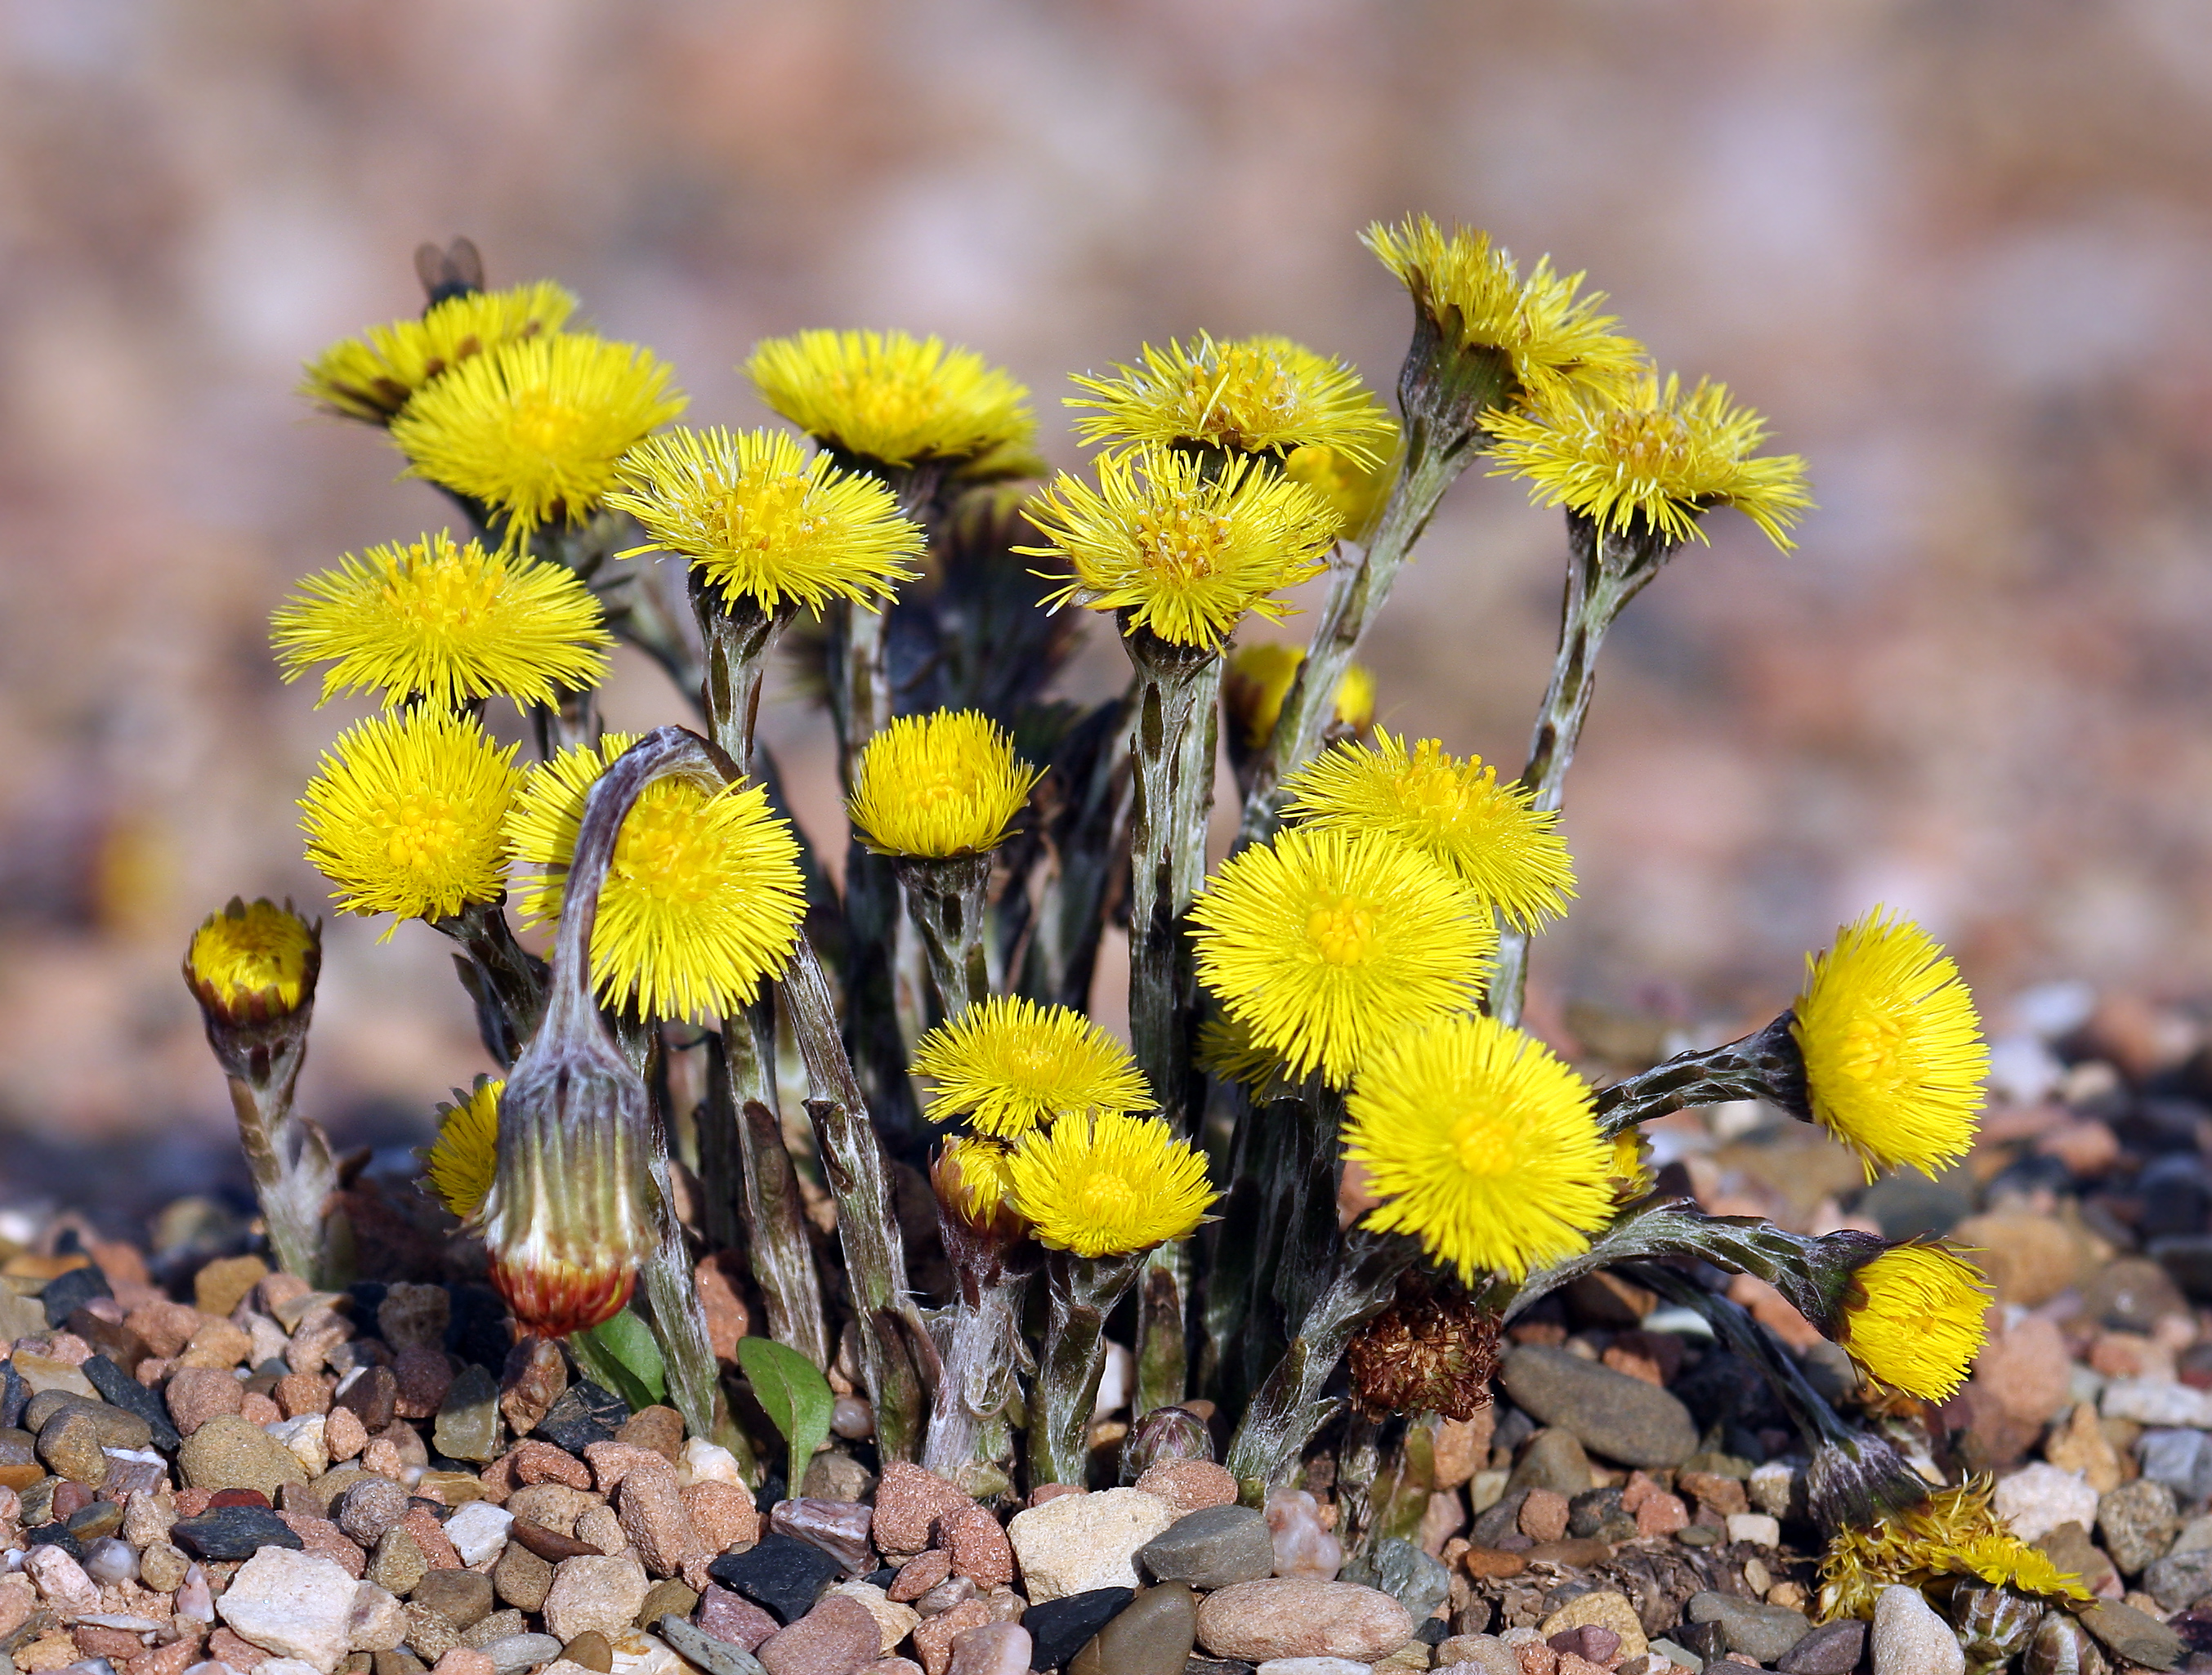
[736,1336,833,1494]
[574,1310,668,1412]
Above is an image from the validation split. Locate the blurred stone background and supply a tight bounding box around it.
[3,0,2210,1214]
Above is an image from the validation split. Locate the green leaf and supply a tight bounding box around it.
[736,1336,833,1494]
[574,1310,668,1412]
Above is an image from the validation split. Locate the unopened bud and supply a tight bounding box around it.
[1121,1405,1213,1480]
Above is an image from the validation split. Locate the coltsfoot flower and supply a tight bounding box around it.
[1003,1110,1216,1258]
[1818,1478,2087,1621]
[608,427,924,614]
[1067,334,1395,464]
[1793,907,1988,1179]
[1486,372,1812,551]
[1023,447,1340,652]
[185,898,319,1021]
[1222,642,1375,753]
[391,333,686,548]
[1835,1243,1990,1401]
[1280,730,1575,930]
[1363,216,1643,407]
[847,709,1040,859]
[1284,431,1401,543]
[271,531,613,708]
[300,707,521,933]
[1190,826,1492,1087]
[507,735,806,1020]
[745,328,1034,468]
[933,1136,1023,1237]
[1343,1012,1615,1283]
[913,996,1153,1139]
[299,279,578,423]
[425,1077,502,1222]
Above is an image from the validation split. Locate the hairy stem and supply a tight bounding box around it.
[1032,1249,1146,1487]
[896,853,993,1021]
[703,1026,829,1369]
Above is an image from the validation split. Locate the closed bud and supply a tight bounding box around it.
[1952,1583,2042,1673]
[1120,1405,1213,1481]
[2025,1611,2108,1675]
[1803,1429,1927,1534]
[183,898,321,1083]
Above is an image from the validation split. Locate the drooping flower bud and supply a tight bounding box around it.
[1120,1405,1214,1481]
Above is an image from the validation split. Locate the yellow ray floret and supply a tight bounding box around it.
[1486,372,1812,552]
[1838,1244,1990,1402]
[1196,1014,1289,1094]
[300,281,579,423]
[607,427,924,614]
[270,531,613,709]
[1067,334,1396,465]
[1793,907,1987,1179]
[847,709,1040,859]
[1362,217,1644,407]
[1190,826,1493,1088]
[745,328,1035,467]
[299,707,521,934]
[391,333,686,550]
[425,1078,502,1222]
[1610,1131,1656,1198]
[913,996,1153,1139]
[507,735,806,1020]
[1284,431,1401,544]
[1004,1110,1217,1258]
[1280,730,1575,930]
[1022,448,1340,651]
[1222,643,1375,753]
[1818,1479,2087,1623]
[1343,1013,1615,1284]
[935,1136,1021,1231]
[186,899,317,1012]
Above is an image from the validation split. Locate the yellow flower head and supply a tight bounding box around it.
[1343,1013,1616,1283]
[1486,372,1812,552]
[1190,826,1493,1088]
[1023,448,1340,651]
[391,333,686,549]
[847,709,1040,859]
[425,1077,502,1222]
[300,280,579,423]
[1793,908,1988,1179]
[933,1136,1022,1233]
[1284,431,1401,544]
[1067,334,1396,466]
[1196,1014,1289,1094]
[300,707,521,934]
[1818,1479,2087,1622]
[745,328,1035,468]
[270,531,613,709]
[1004,1110,1217,1258]
[607,427,924,614]
[1280,730,1575,931]
[913,996,1153,1139]
[1838,1244,1990,1401]
[507,735,806,1020]
[1363,217,1644,407]
[1610,1131,1656,1197]
[186,898,318,1015]
[1222,642,1375,752]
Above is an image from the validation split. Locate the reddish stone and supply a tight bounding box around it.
[911,1600,993,1675]
[681,1480,760,1554]
[166,1366,245,1437]
[275,1374,333,1418]
[935,1501,1012,1589]
[696,1256,749,1368]
[1676,1473,1747,1517]
[402,1505,463,1570]
[207,1628,265,1668]
[124,1638,198,1675]
[278,1511,367,1578]
[699,1583,780,1651]
[508,1440,592,1490]
[208,1489,270,1510]
[1633,1494,1688,1539]
[392,1349,453,1423]
[1518,1490,1571,1543]
[874,1463,972,1558]
[1463,1547,1529,1579]
[72,1624,147,1662]
[888,1551,951,1602]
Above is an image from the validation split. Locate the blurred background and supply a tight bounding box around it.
[4,0,2211,1217]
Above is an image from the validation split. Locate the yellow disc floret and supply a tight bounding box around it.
[271,531,613,709]
[299,707,521,933]
[1486,371,1812,552]
[1362,217,1644,406]
[299,280,579,423]
[1067,334,1396,465]
[1793,907,1988,1179]
[1343,1013,1616,1283]
[425,1078,502,1222]
[935,1136,1021,1231]
[186,899,318,1013]
[391,333,686,549]
[847,709,1040,859]
[912,996,1154,1139]
[1003,1111,1217,1258]
[1022,448,1341,651]
[745,328,1035,468]
[1191,826,1492,1088]
[1222,642,1375,752]
[1281,730,1575,930]
[1838,1244,1990,1401]
[507,735,807,1021]
[608,427,925,614]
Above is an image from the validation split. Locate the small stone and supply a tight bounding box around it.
[498,1340,565,1440]
[1008,1487,1175,1602]
[339,1477,413,1547]
[536,1384,629,1458]
[165,1370,244,1440]
[369,1528,431,1598]
[940,1619,1027,1675]
[1776,1619,1866,1675]
[1539,1591,1647,1662]
[2077,1598,2183,1670]
[870,1465,971,1560]
[911,1601,992,1675]
[1633,1493,1687,1539]
[278,1374,335,1419]
[1686,1592,1809,1664]
[11,1353,98,1399]
[768,1498,873,1576]
[1130,1460,1236,1517]
[541,1554,649,1645]
[1505,1431,1593,1498]
[683,1481,761,1555]
[442,1503,513,1568]
[1066,1581,1195,1675]
[619,1464,708,1579]
[79,1534,136,1585]
[490,1540,552,1613]
[2098,1477,2179,1575]
[889,1553,951,1603]
[1725,1513,1781,1548]
[754,1594,879,1675]
[1195,1579,1414,1663]
[1431,1635,1522,1675]
[2139,1427,2212,1504]
[402,1504,465,1570]
[1338,1537,1450,1624]
[616,1407,686,1465]
[413,1571,495,1632]
[564,1633,615,1673]
[933,1501,1008,1590]
[429,1651,494,1675]
[636,1579,699,1633]
[1263,1490,1343,1582]
[216,1548,360,1673]
[194,1257,268,1320]
[656,1618,766,1675]
[829,1399,873,1444]
[177,1414,309,1498]
[1497,1347,1696,1470]
[25,1543,101,1612]
[699,1583,782,1650]
[708,1534,844,1625]
[391,1353,451,1424]
[913,1578,976,1617]
[824,1583,917,1655]
[283,1511,369,1579]
[2143,1543,2212,1611]
[351,1581,409,1654]
[80,1357,177,1451]
[327,1406,370,1463]
[1517,1490,1569,1544]
[1994,1464,2101,1543]
[1139,1505,1276,1590]
[172,1504,305,1560]
[2102,1379,2212,1427]
[1016,1588,1128,1669]
[478,1634,561,1675]
[432,1369,500,1465]
[376,1289,450,1355]
[1251,1661,1366,1675]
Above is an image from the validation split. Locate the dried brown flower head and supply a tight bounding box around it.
[1347,1271,1500,1420]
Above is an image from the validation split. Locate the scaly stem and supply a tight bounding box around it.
[703,1026,829,1369]
[690,582,798,775]
[641,1151,722,1445]
[1593,1011,1810,1137]
[895,853,993,1021]
[434,899,548,1069]
[1032,1249,1146,1487]
[225,1054,337,1287]
[922,1210,1039,1494]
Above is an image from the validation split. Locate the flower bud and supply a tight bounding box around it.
[1120,1405,1213,1480]
[1803,1428,1926,1534]
[183,898,320,1081]
[1952,1583,2042,1670]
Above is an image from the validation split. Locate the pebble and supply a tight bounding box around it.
[686,1481,762,1555]
[699,1585,783,1650]
[1140,1505,1277,1590]
[941,1620,1028,1675]
[1724,1512,1781,1548]
[1262,1490,1342,1581]
[1194,1579,1413,1664]
[25,1544,100,1612]
[414,1571,496,1631]
[178,1414,310,1497]
[656,1616,767,1675]
[1130,1459,1236,1516]
[2140,1427,2212,1503]
[536,1384,629,1457]
[1992,1463,2101,1542]
[1776,1619,1866,1675]
[619,1465,708,1579]
[2143,1544,2212,1611]
[1539,1591,1648,1661]
[1432,1634,1521,1675]
[1497,1347,1697,1469]
[1066,1580,1195,1675]
[11,1355,97,1400]
[1338,1537,1450,1624]
[79,1535,136,1586]
[769,1498,874,1577]
[498,1339,566,1438]
[753,1594,884,1675]
[1684,1592,1809,1664]
[1870,1587,1962,1675]
[351,1582,410,1653]
[478,1633,561,1675]
[216,1548,361,1672]
[2098,1476,2178,1574]
[1019,1588,1132,1668]
[1007,1487,1175,1601]
[933,1500,1009,1590]
[618,1407,686,1464]
[433,1369,501,1465]
[565,1630,616,1672]
[870,1465,972,1560]
[2102,1379,2212,1427]
[708,1534,844,1625]
[339,1478,412,1548]
[164,1370,245,1440]
[443,1502,514,1567]
[1251,1661,1366,1675]
[911,1600,993,1675]
[824,1582,918,1655]
[2079,1598,2183,1670]
[541,1554,650,1644]
[172,1505,305,1560]
[1505,1430,1593,1496]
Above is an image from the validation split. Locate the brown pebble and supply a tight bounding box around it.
[392,1349,453,1423]
[681,1479,760,1553]
[562,1631,614,1673]
[1519,1489,1571,1543]
[509,1440,592,1490]
[699,1583,780,1650]
[911,1600,992,1675]
[935,1502,1012,1589]
[492,1541,553,1612]
[193,1257,269,1320]
[239,1390,281,1426]
[889,1551,951,1603]
[403,1504,463,1570]
[872,1463,972,1558]
[206,1627,265,1669]
[614,1406,686,1464]
[1132,1459,1237,1516]
[326,1405,370,1463]
[166,1367,245,1437]
[276,1374,333,1419]
[1462,1547,1529,1580]
[509,1516,601,1563]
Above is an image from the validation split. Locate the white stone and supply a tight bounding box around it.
[346,1581,406,1653]
[1871,1583,1964,1675]
[1008,1486,1177,1601]
[1468,1470,1508,1514]
[606,1629,684,1675]
[2173,1515,2212,1555]
[1256,1662,1370,1675]
[267,1414,328,1476]
[443,1500,516,1566]
[23,1545,98,1615]
[1993,1463,2101,1543]
[1725,1512,1781,1548]
[1091,1339,1134,1420]
[215,1548,360,1673]
[827,1580,920,1654]
[542,1553,650,1643]
[2103,1378,2212,1428]
[255,1660,327,1675]
[680,1439,745,1490]
[1748,1462,1794,1520]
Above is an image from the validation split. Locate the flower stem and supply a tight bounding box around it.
[1592,1011,1811,1136]
[921,1228,1038,1494]
[703,1022,829,1369]
[434,899,548,1068]
[223,1047,337,1287]
[1032,1249,1146,1487]
[895,853,994,1020]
